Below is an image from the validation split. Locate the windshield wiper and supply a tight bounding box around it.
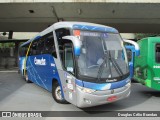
[97,37,124,82]
[97,52,112,82]
[97,37,112,82]
[97,51,124,81]
[97,50,124,82]
[108,51,124,77]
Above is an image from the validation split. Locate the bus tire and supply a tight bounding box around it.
[24,71,32,83]
[52,81,69,104]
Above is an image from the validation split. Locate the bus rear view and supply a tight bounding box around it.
[19,22,131,108]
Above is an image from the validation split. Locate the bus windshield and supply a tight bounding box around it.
[77,31,129,81]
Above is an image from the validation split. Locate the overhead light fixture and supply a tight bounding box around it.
[29,10,34,13]
[2,32,7,36]
[77,9,82,15]
[112,10,115,14]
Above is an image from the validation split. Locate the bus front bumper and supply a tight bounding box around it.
[76,82,131,108]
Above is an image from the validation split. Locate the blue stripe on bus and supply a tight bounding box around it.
[73,24,118,33]
[76,77,130,90]
[75,79,84,87]
[74,47,81,56]
[110,77,130,89]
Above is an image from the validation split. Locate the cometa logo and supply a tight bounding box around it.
[106,79,117,82]
[34,57,46,65]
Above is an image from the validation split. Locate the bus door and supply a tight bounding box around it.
[152,43,160,84]
[62,43,77,105]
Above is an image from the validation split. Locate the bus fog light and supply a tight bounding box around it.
[84,98,91,104]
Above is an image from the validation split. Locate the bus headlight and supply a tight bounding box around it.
[77,85,96,94]
[82,87,96,93]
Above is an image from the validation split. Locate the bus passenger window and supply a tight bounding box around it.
[44,33,57,58]
[37,38,45,54]
[156,44,160,63]
[19,47,26,57]
[31,41,38,55]
[21,43,30,56]
[55,28,71,67]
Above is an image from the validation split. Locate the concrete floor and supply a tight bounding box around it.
[0,72,160,120]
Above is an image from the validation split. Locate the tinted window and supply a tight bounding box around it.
[156,44,160,63]
[55,28,71,66]
[37,38,45,54]
[19,47,24,57]
[64,44,74,74]
[20,32,57,58]
[31,40,38,55]
[55,28,70,43]
[19,43,29,57]
[44,32,57,58]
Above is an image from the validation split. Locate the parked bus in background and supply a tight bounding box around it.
[134,37,160,90]
[19,22,132,108]
[125,41,140,78]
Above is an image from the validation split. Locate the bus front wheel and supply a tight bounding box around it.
[52,81,68,104]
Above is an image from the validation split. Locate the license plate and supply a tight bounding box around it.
[107,96,117,102]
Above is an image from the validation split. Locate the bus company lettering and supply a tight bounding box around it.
[153,65,160,68]
[34,57,46,65]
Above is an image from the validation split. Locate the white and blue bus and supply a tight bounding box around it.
[124,40,140,78]
[19,22,131,108]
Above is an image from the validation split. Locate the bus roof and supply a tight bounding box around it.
[53,21,118,33]
[21,21,118,47]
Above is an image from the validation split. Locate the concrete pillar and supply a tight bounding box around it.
[8,30,13,39]
[15,41,19,67]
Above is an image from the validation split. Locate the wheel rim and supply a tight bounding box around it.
[55,86,62,100]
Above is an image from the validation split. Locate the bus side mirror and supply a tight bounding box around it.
[62,36,82,56]
[123,39,140,56]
